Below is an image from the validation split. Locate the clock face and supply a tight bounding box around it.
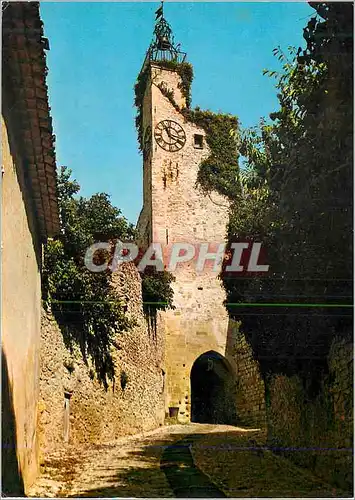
[154,120,186,152]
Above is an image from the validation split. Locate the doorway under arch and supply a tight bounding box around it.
[190,351,236,424]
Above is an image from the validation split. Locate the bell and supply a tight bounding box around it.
[157,36,170,51]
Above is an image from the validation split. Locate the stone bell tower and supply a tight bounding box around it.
[136,4,232,423]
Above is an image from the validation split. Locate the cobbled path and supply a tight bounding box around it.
[28,423,346,498]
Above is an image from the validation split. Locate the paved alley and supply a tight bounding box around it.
[28,424,346,498]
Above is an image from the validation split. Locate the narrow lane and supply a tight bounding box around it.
[28,424,346,498]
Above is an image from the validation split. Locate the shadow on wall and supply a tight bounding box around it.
[3,104,42,271]
[1,348,24,495]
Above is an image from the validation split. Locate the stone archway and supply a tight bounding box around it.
[190,350,236,424]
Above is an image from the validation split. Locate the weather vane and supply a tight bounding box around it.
[155,1,164,21]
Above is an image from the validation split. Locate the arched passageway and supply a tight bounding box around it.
[190,351,236,424]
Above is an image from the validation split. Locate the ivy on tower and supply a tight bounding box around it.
[134,2,240,199]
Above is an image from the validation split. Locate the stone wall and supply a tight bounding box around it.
[267,338,353,493]
[38,262,165,454]
[226,320,266,427]
[1,114,42,493]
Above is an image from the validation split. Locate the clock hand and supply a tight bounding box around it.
[170,132,182,141]
[164,128,178,144]
[164,127,172,138]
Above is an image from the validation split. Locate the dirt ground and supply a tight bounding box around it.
[28,423,347,498]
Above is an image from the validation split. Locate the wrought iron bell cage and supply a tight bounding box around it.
[141,14,187,71]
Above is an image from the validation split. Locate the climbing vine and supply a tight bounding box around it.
[156,82,180,112]
[182,108,240,199]
[154,60,193,107]
[134,67,150,152]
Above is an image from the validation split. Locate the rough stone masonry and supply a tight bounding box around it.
[38,263,166,454]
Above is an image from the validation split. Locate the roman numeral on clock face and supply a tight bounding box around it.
[154,120,186,152]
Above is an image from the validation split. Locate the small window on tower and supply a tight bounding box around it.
[194,134,204,149]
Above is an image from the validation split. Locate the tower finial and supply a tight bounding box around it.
[145,0,186,65]
[155,1,164,21]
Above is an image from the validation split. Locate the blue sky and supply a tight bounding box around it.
[40,1,314,224]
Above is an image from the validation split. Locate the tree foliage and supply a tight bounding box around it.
[43,166,136,388]
[221,2,353,391]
